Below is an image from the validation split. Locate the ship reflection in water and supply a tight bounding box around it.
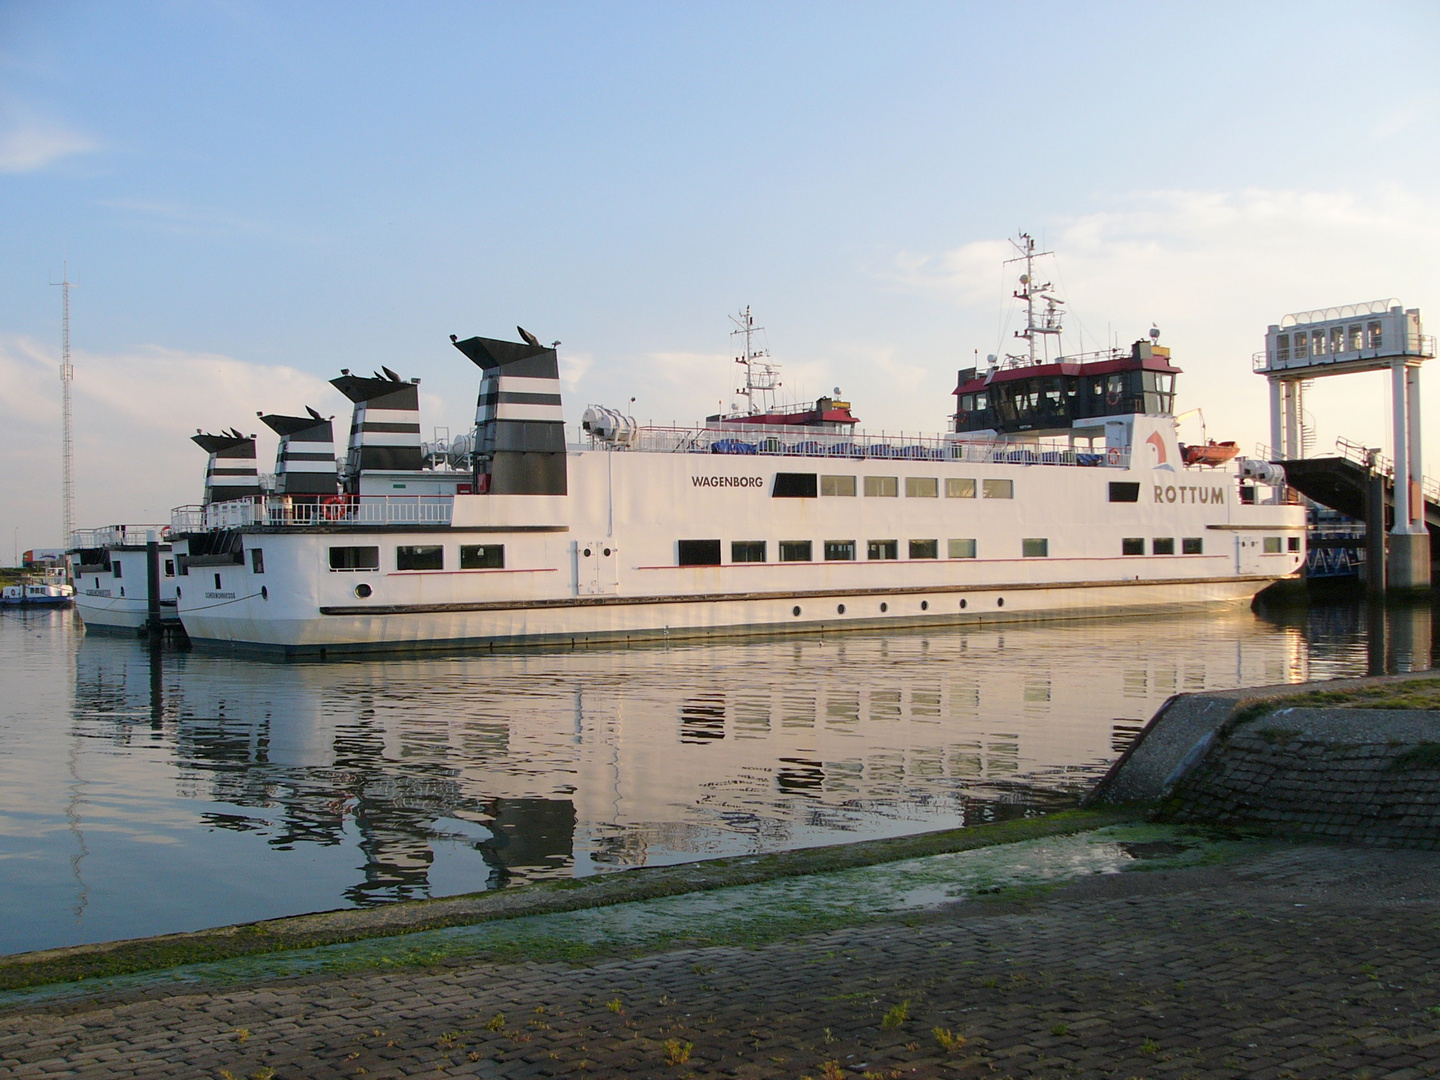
[0,600,1431,953]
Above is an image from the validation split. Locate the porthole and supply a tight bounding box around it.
[920,600,928,611]
[837,603,846,615]
[792,605,802,617]
[583,548,592,557]
[355,583,373,599]
[261,585,268,601]
[176,587,182,600]
[996,596,1004,607]
[958,598,966,609]
[880,602,888,613]
[603,548,612,557]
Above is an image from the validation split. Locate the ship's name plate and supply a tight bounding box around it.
[1155,484,1226,505]
[692,476,765,488]
[205,591,237,600]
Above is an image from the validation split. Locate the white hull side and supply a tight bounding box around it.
[182,576,1273,654]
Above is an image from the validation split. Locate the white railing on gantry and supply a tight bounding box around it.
[171,495,454,532]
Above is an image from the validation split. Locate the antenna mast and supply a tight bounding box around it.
[1004,233,1064,366]
[53,265,75,547]
[729,305,781,415]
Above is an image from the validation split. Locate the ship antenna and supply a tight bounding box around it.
[729,305,780,415]
[1004,232,1063,366]
[50,262,75,547]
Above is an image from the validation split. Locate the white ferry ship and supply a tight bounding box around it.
[170,242,1305,655]
[69,525,177,629]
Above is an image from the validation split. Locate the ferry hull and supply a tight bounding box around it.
[181,575,1279,656]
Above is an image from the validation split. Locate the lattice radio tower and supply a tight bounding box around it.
[53,264,74,546]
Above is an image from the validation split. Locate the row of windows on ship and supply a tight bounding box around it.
[319,533,1297,574]
[1273,321,1384,362]
[954,371,1177,423]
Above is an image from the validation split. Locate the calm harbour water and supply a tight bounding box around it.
[0,598,1433,955]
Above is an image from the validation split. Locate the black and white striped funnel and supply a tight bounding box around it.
[259,407,339,497]
[191,429,260,505]
[330,367,423,481]
[451,327,566,495]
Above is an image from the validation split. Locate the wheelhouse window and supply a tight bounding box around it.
[773,472,818,498]
[1109,482,1140,503]
[982,479,1014,499]
[948,538,977,559]
[820,475,856,496]
[866,540,898,560]
[460,544,505,569]
[1182,537,1204,555]
[779,541,812,562]
[731,540,766,563]
[905,476,938,498]
[945,477,976,499]
[1152,538,1175,555]
[1022,538,1048,557]
[824,540,856,561]
[330,546,379,571]
[863,476,898,497]
[909,539,938,559]
[678,539,722,566]
[397,545,443,571]
[1122,537,1144,555]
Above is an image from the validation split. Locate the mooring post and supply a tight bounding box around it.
[146,530,161,636]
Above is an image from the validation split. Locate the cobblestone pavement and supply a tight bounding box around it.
[5,843,1440,1079]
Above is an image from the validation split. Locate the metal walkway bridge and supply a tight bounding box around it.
[1274,437,1440,538]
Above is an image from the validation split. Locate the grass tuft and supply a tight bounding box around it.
[880,1000,910,1029]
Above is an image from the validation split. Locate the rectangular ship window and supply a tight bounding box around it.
[1275,335,1290,363]
[779,540,812,562]
[773,472,818,497]
[1022,538,1049,557]
[1367,321,1383,349]
[905,476,938,498]
[1122,537,1144,555]
[820,475,856,496]
[867,540,898,560]
[460,544,505,569]
[678,539,722,566]
[1182,537,1204,555]
[329,546,380,571]
[1288,535,1300,552]
[909,539,938,559]
[731,540,766,563]
[112,560,122,579]
[863,476,898,497]
[945,477,976,498]
[164,559,175,577]
[397,545,444,571]
[1109,482,1140,503]
[1264,536,1283,554]
[1295,332,1309,359]
[1152,537,1175,555]
[250,548,265,574]
[948,538,977,559]
[982,479,1014,499]
[824,540,856,561]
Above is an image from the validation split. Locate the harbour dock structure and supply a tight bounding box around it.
[1256,301,1435,589]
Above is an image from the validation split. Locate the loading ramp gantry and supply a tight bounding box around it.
[1256,300,1436,588]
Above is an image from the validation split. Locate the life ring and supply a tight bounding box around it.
[321,495,349,521]
[160,525,173,540]
[1106,390,1121,406]
[1107,447,1122,466]
[956,410,968,424]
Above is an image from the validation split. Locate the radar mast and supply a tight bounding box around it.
[1004,233,1065,366]
[729,305,781,415]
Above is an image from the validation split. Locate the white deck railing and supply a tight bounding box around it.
[70,524,172,549]
[594,424,1131,468]
[171,495,454,532]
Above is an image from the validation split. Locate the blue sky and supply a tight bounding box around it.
[3,2,1439,552]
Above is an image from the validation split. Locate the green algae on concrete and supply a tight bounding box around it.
[0,819,1268,1006]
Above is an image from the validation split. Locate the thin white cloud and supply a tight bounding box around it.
[0,117,98,173]
[0,337,339,548]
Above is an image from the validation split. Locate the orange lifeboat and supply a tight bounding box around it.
[1181,440,1240,467]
